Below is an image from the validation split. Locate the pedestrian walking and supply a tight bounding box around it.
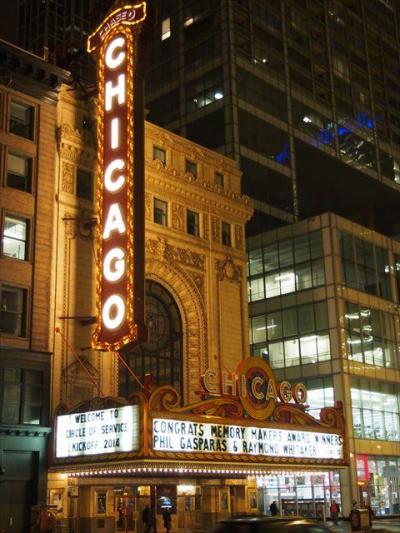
[162,508,172,533]
[269,501,279,516]
[330,500,340,525]
[143,505,153,533]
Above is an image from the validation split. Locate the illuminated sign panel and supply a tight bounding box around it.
[152,418,343,460]
[88,3,146,351]
[56,405,139,458]
[202,357,307,420]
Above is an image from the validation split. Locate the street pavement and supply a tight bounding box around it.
[328,519,400,531]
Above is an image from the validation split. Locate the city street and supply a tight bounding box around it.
[329,519,400,532]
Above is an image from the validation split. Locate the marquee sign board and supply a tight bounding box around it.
[88,3,147,351]
[56,405,140,458]
[152,418,343,460]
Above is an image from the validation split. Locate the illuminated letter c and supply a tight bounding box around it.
[105,36,126,70]
[104,159,125,192]
[251,376,264,400]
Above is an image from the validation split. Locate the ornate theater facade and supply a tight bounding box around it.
[47,3,348,532]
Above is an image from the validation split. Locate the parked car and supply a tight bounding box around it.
[213,516,335,533]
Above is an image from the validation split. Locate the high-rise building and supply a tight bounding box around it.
[18,0,93,60]
[247,212,400,516]
[142,0,400,235]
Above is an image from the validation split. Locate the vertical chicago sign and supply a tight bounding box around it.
[88,3,147,351]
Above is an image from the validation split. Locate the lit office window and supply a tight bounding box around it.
[248,231,325,302]
[0,285,27,337]
[221,222,231,246]
[9,100,34,139]
[344,302,398,369]
[187,210,199,237]
[303,377,334,419]
[3,215,29,260]
[161,18,171,40]
[185,68,224,112]
[7,153,32,192]
[249,301,330,369]
[153,146,166,165]
[154,198,168,226]
[351,381,400,441]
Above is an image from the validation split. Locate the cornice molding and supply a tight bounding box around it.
[146,167,253,221]
[146,124,239,176]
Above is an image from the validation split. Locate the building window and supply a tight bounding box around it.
[0,368,43,425]
[186,69,224,111]
[154,198,168,226]
[9,100,34,140]
[351,380,400,441]
[7,153,32,192]
[119,281,182,397]
[82,115,94,133]
[344,302,398,369]
[215,172,224,188]
[0,285,27,337]
[185,159,197,177]
[161,17,171,40]
[359,456,400,516]
[187,210,199,236]
[247,231,325,301]
[339,231,391,301]
[221,222,231,246]
[153,146,166,165]
[76,169,93,201]
[2,215,29,260]
[303,377,334,419]
[249,301,330,369]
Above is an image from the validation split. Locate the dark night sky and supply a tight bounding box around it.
[0,3,18,44]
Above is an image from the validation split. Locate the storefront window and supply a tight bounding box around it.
[357,456,400,516]
[351,380,400,441]
[248,231,325,302]
[257,471,341,519]
[249,301,330,369]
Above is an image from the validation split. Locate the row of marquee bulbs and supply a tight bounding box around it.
[64,467,335,478]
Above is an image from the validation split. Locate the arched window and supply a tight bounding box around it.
[119,280,183,397]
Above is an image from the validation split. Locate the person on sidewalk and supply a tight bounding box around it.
[330,500,340,525]
[366,502,374,524]
[269,501,279,516]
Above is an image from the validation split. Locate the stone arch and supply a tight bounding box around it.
[146,257,207,403]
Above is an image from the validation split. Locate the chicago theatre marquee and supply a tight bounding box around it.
[48,3,348,532]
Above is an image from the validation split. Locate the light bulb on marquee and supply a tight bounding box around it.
[87,2,147,352]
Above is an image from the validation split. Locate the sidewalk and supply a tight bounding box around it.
[328,519,400,532]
